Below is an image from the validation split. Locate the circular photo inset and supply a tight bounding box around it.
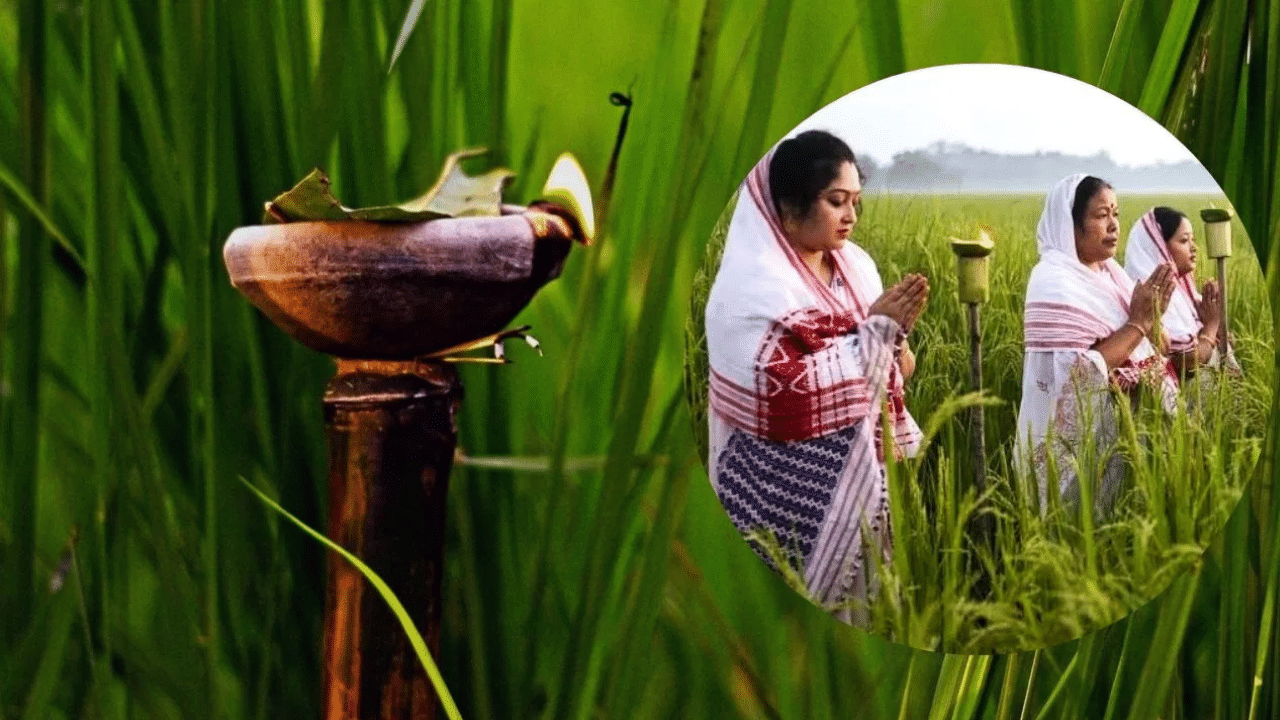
[685,64,1272,654]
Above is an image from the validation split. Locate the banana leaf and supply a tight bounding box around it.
[262,147,514,224]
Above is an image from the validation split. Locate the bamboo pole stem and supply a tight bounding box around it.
[1217,257,1229,352]
[968,303,985,490]
[967,302,995,575]
[322,359,461,720]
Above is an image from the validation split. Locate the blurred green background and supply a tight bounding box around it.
[1,0,1278,718]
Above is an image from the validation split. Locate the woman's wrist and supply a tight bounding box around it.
[1123,319,1150,336]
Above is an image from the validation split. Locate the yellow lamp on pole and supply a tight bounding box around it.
[949,227,995,549]
[950,227,995,304]
[1200,207,1233,353]
[1201,207,1233,258]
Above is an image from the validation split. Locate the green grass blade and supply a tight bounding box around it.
[897,654,916,720]
[388,0,429,71]
[994,654,1021,720]
[1135,0,1200,118]
[84,0,122,694]
[952,655,993,720]
[20,592,77,720]
[1248,381,1280,720]
[1032,646,1080,720]
[3,0,48,651]
[1125,568,1201,720]
[0,161,83,272]
[1019,650,1040,720]
[927,655,967,720]
[728,0,790,178]
[1220,506,1249,720]
[238,476,464,720]
[1102,619,1135,720]
[1097,0,1148,92]
[862,0,905,76]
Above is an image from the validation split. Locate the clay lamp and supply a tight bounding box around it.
[223,151,592,720]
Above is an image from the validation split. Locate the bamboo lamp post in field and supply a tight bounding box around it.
[223,152,593,720]
[1201,207,1233,352]
[950,229,994,535]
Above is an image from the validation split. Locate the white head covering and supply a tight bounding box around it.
[1036,172,1090,257]
[1023,174,1149,350]
[1123,209,1201,352]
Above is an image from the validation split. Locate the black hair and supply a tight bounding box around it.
[1070,175,1114,229]
[1152,206,1188,241]
[768,130,863,220]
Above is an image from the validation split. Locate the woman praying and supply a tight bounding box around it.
[705,130,927,624]
[1123,206,1239,378]
[1017,174,1178,515]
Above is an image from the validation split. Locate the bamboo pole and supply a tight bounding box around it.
[1217,258,1229,351]
[967,303,985,492]
[965,298,994,564]
[950,231,993,494]
[322,360,460,720]
[951,230,995,564]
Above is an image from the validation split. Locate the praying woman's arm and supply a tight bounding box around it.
[1091,264,1176,371]
[1172,278,1224,374]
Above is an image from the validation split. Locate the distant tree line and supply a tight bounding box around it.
[860,141,1219,193]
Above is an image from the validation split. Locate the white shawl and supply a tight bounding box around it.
[1017,174,1177,510]
[705,152,922,464]
[704,149,922,611]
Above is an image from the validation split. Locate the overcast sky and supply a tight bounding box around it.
[790,64,1200,169]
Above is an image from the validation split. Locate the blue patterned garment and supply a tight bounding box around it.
[714,424,860,575]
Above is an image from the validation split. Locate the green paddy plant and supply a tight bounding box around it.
[6,0,1280,717]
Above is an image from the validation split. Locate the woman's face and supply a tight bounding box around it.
[781,161,860,255]
[1074,186,1120,266]
[1165,216,1197,275]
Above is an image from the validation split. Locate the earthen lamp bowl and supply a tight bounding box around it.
[222,204,579,359]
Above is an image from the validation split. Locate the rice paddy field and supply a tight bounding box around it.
[689,191,1272,654]
[4,0,1280,719]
